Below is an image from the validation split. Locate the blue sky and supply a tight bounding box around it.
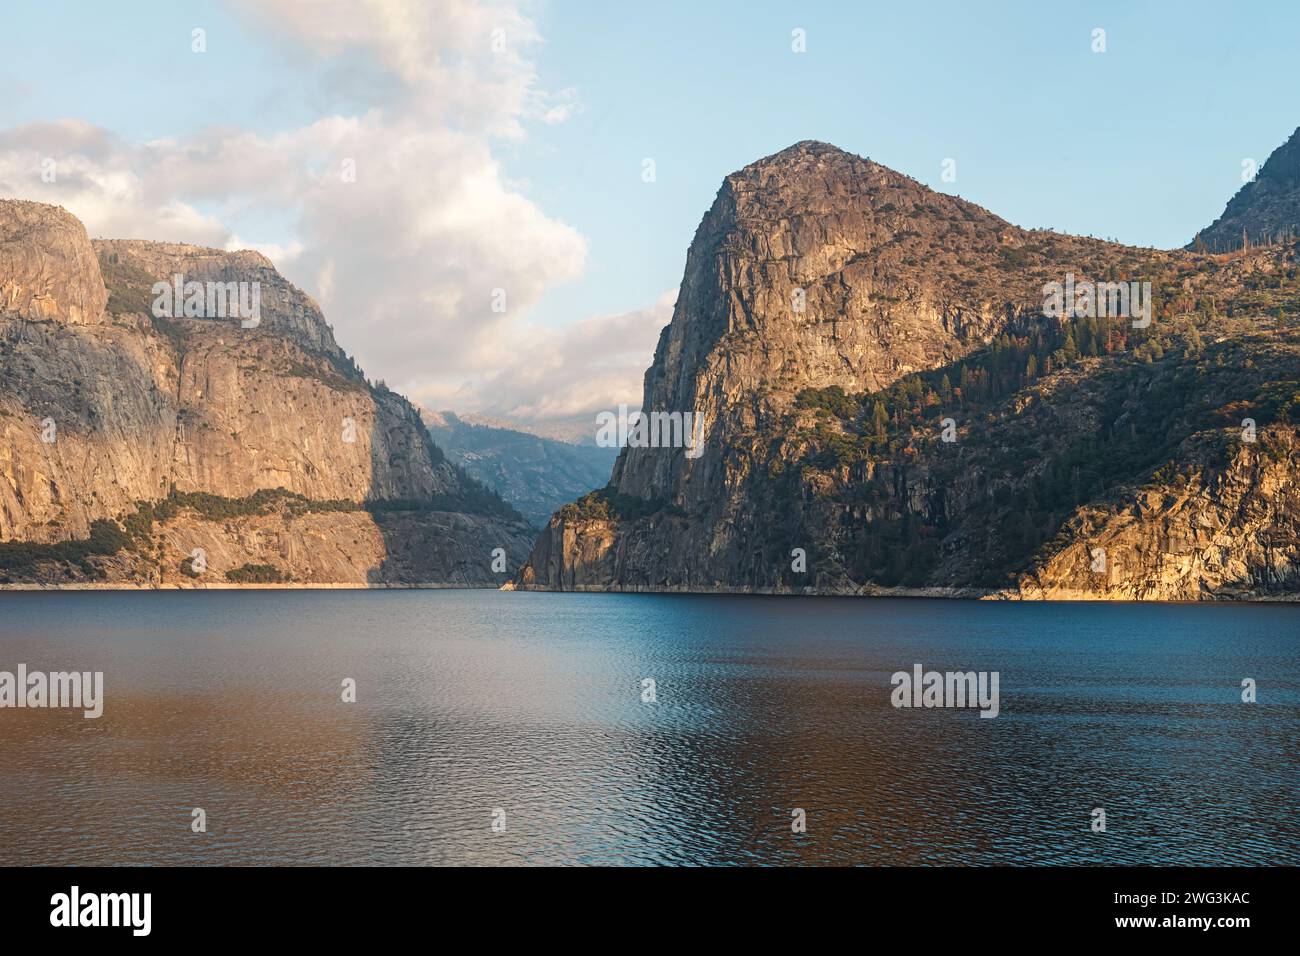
[1,0,1296,420]
[515,0,1298,324]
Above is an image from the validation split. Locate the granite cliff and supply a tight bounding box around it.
[518,139,1300,600]
[0,200,532,586]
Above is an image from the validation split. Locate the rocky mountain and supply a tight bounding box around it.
[1190,127,1300,252]
[518,139,1300,600]
[422,409,616,527]
[0,199,533,587]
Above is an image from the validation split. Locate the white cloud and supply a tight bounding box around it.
[436,290,675,422]
[0,0,647,424]
[233,0,558,137]
[0,120,233,246]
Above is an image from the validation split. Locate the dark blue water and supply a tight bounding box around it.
[0,590,1296,865]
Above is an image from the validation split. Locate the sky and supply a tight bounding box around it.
[1,0,1296,426]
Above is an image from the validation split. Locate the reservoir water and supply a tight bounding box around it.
[0,590,1295,865]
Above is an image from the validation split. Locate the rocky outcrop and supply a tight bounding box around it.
[1190,126,1300,252]
[607,142,1174,501]
[519,138,1300,601]
[1019,430,1300,600]
[94,239,345,358]
[616,142,1010,503]
[0,200,531,586]
[0,200,107,325]
[82,505,531,587]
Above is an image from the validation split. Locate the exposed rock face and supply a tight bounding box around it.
[519,139,1300,601]
[0,200,107,325]
[94,239,345,358]
[614,141,1025,503]
[0,315,174,542]
[0,201,532,586]
[1021,431,1300,600]
[88,506,527,587]
[162,333,446,503]
[1190,126,1300,252]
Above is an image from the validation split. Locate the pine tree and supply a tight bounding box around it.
[871,400,888,437]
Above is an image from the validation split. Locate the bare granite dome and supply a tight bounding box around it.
[0,199,108,326]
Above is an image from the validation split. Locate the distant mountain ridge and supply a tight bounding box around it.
[442,410,608,446]
[422,409,616,527]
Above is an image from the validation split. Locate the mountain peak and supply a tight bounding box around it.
[1190,125,1300,251]
[1259,125,1300,180]
[725,140,963,217]
[711,137,1005,243]
[0,198,108,326]
[766,139,854,159]
[737,140,875,178]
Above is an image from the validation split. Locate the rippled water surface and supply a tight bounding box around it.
[0,590,1296,865]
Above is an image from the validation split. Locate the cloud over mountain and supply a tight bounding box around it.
[0,0,627,423]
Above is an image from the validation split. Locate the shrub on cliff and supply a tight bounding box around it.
[225,563,287,584]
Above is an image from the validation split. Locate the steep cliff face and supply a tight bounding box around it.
[620,142,1007,503]
[1190,127,1300,252]
[0,312,173,542]
[0,200,108,325]
[1020,429,1300,600]
[611,142,1176,502]
[0,201,532,586]
[519,140,1300,600]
